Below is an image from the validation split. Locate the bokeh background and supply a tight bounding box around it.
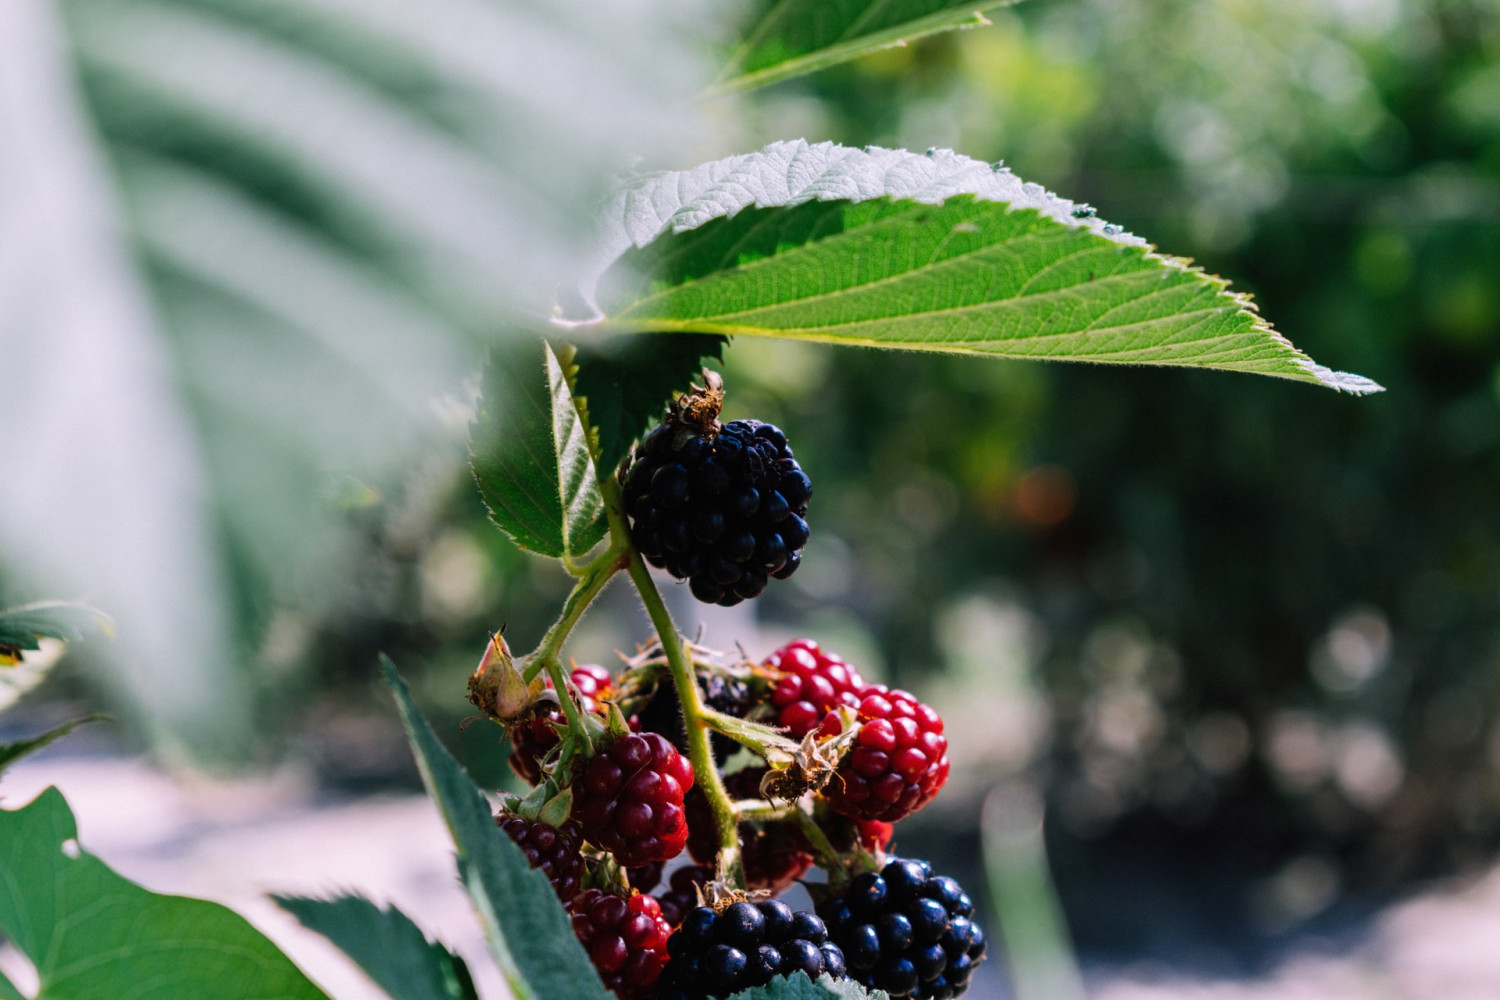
[4,0,1500,996]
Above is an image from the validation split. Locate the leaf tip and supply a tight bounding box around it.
[1297,359,1386,395]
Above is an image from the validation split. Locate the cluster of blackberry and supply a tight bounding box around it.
[620,375,811,607]
[818,860,986,1000]
[659,901,845,1000]
[487,369,977,998]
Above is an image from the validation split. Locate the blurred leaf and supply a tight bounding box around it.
[0,786,328,999]
[728,972,887,999]
[471,341,607,559]
[0,601,113,663]
[275,894,477,1000]
[381,656,612,1000]
[714,0,1015,93]
[0,715,107,774]
[572,333,728,475]
[1,0,711,757]
[593,142,1381,393]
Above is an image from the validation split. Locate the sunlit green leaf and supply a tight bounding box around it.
[381,656,611,1000]
[715,0,1016,93]
[471,340,608,559]
[0,787,328,1000]
[275,894,477,1000]
[592,142,1381,394]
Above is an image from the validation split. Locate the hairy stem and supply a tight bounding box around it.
[544,657,594,757]
[522,544,626,685]
[603,477,744,886]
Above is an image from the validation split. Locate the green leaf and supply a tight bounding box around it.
[715,1,1016,93]
[0,786,328,1000]
[590,142,1381,395]
[274,894,477,1000]
[572,333,728,475]
[729,972,888,1000]
[0,601,113,660]
[0,715,107,775]
[471,340,608,559]
[380,656,612,1000]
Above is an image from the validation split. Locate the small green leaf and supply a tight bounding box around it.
[380,656,612,1000]
[0,715,107,775]
[0,787,328,1000]
[572,333,728,475]
[275,894,477,1000]
[714,1,1017,93]
[591,142,1381,395]
[729,972,889,1000]
[470,340,608,559]
[0,601,113,660]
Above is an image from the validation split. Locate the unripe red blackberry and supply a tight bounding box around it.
[818,686,949,823]
[571,732,695,867]
[496,812,586,902]
[764,639,868,739]
[660,900,847,999]
[621,374,811,607]
[508,663,615,785]
[568,888,672,1000]
[817,858,986,999]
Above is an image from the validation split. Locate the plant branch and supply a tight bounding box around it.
[522,544,626,685]
[603,477,743,887]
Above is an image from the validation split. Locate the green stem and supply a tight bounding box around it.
[604,477,743,887]
[544,658,594,757]
[791,807,844,875]
[699,708,800,760]
[523,545,626,685]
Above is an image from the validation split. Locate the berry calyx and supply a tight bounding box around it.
[764,639,868,739]
[571,732,695,867]
[496,812,586,902]
[817,685,950,823]
[621,379,812,607]
[508,663,616,785]
[818,858,986,1000]
[569,888,672,1000]
[660,900,847,999]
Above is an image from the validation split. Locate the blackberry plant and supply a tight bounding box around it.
[0,5,1383,1000]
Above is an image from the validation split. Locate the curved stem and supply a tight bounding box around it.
[522,544,626,685]
[604,477,743,887]
[544,657,594,757]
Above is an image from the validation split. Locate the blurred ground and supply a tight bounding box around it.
[7,753,1500,1000]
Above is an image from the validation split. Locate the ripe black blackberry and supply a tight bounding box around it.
[621,372,811,607]
[817,859,987,1000]
[659,900,847,999]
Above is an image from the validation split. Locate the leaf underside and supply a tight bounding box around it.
[471,340,608,559]
[0,787,328,1000]
[571,332,728,476]
[716,0,1017,93]
[728,971,888,1000]
[275,894,477,1000]
[380,656,612,1000]
[590,142,1381,395]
